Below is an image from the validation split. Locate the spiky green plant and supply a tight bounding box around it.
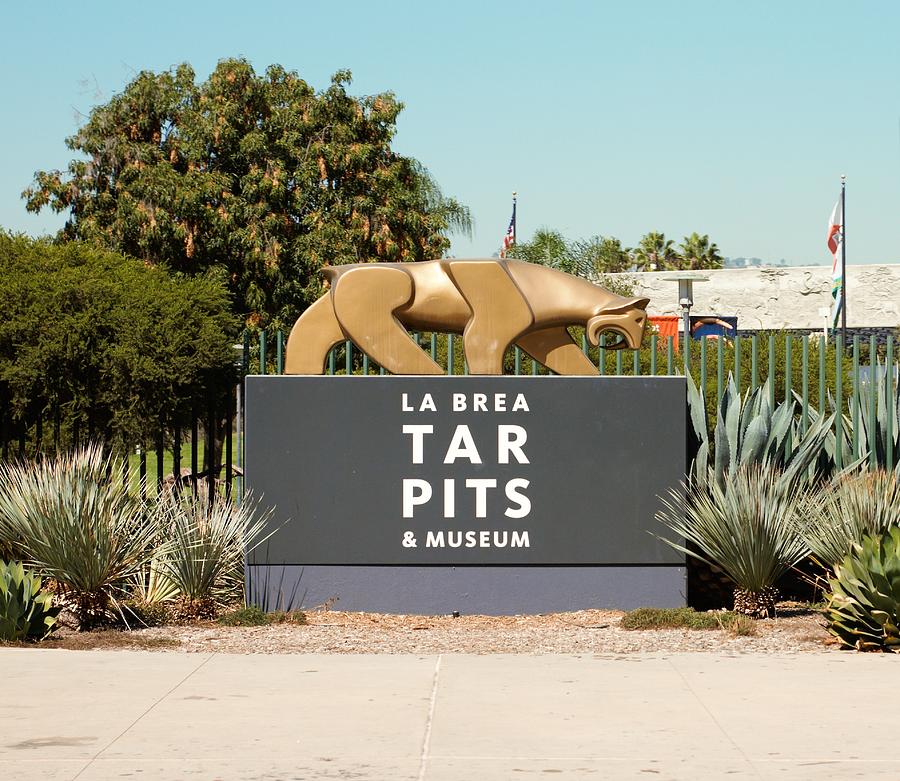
[0,560,60,641]
[853,362,900,473]
[800,470,900,568]
[687,374,835,489]
[155,493,271,616]
[657,465,813,617]
[826,527,900,652]
[0,446,160,628]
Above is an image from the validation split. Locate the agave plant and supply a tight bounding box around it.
[155,492,272,616]
[0,560,60,641]
[657,465,813,617]
[800,470,900,569]
[853,361,900,473]
[687,374,835,489]
[0,446,160,628]
[826,527,900,652]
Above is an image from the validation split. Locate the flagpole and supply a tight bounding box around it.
[840,175,846,345]
[512,191,517,245]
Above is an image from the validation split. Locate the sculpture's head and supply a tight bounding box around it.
[585,297,650,350]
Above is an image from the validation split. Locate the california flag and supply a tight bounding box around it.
[827,197,843,327]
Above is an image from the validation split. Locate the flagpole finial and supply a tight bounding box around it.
[841,174,846,182]
[512,191,517,198]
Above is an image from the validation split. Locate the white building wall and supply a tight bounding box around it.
[609,265,900,330]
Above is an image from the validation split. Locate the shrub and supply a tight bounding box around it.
[657,465,813,617]
[826,527,900,652]
[801,470,900,569]
[155,492,271,616]
[620,607,730,630]
[0,560,60,641]
[217,606,306,627]
[0,446,159,628]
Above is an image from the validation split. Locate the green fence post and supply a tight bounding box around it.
[259,330,267,375]
[582,333,589,356]
[887,334,895,472]
[431,333,437,363]
[633,348,640,376]
[616,348,623,376]
[835,333,843,471]
[700,337,708,397]
[716,337,724,409]
[869,335,878,469]
[599,334,606,375]
[532,356,539,375]
[515,346,522,376]
[650,334,658,375]
[276,330,284,374]
[751,334,758,392]
[345,340,352,375]
[447,334,455,376]
[768,334,776,409]
[818,335,826,416]
[801,335,809,435]
[734,334,741,393]
[363,354,369,375]
[784,335,792,406]
[852,336,860,459]
[328,348,335,376]
[667,336,674,375]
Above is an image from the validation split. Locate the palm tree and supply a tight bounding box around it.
[633,231,679,271]
[679,232,723,270]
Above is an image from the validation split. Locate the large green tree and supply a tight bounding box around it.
[633,231,680,271]
[24,60,471,328]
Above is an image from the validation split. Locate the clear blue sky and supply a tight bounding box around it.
[2,1,898,264]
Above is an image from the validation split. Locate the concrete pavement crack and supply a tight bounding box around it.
[69,652,217,780]
[417,653,442,781]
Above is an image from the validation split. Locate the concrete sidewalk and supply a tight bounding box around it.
[3,650,896,780]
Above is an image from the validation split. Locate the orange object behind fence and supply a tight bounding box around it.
[649,315,681,351]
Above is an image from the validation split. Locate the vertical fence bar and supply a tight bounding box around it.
[801,336,809,435]
[887,335,895,472]
[276,330,284,375]
[345,340,352,375]
[191,407,199,496]
[139,449,147,501]
[582,333,588,356]
[172,424,181,493]
[430,333,437,363]
[666,336,674,375]
[155,426,164,495]
[259,330,267,375]
[700,338,708,395]
[447,334,454,375]
[515,346,522,376]
[818,335,826,416]
[716,337,724,408]
[768,334,776,408]
[650,334,658,375]
[835,333,844,471]
[751,334,758,392]
[633,348,640,376]
[734,334,741,393]
[225,388,234,501]
[869,335,878,469]
[852,336,860,459]
[362,354,369,375]
[328,349,335,375]
[615,348,623,376]
[206,395,215,504]
[784,335,792,405]
[599,335,606,375]
[532,355,539,375]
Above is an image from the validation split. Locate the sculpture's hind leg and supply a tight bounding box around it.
[331,267,443,375]
[445,260,534,374]
[285,293,345,374]
[517,327,599,376]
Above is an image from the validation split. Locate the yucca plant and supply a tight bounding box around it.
[826,527,900,652]
[800,470,900,569]
[155,492,271,617]
[0,560,60,641]
[657,465,812,617]
[687,374,835,489]
[0,446,160,628]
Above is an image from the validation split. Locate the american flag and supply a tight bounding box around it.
[827,195,843,327]
[500,197,516,257]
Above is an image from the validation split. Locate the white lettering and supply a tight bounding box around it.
[402,479,432,518]
[426,531,444,547]
[466,531,477,547]
[495,393,507,411]
[505,478,532,518]
[473,393,487,412]
[443,478,455,518]
[402,424,433,464]
[443,425,482,464]
[466,478,497,518]
[448,531,463,548]
[511,531,530,547]
[420,393,436,412]
[498,425,529,464]
[512,393,530,412]
[401,393,413,412]
[453,393,466,412]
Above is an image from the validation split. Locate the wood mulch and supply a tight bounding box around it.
[27,602,838,655]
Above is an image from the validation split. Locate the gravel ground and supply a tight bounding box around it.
[37,603,837,654]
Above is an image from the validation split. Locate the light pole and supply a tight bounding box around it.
[663,273,708,371]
